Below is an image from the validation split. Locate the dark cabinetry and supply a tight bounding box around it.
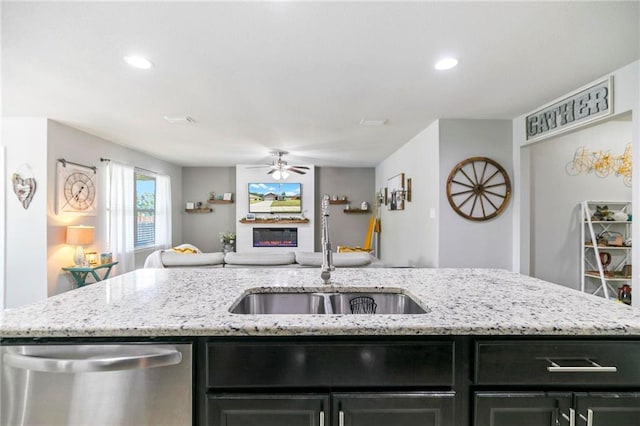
[334,393,454,426]
[474,340,640,426]
[208,394,328,426]
[207,393,454,426]
[475,392,571,426]
[199,337,640,426]
[474,392,640,426]
[201,339,459,426]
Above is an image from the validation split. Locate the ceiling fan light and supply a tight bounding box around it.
[280,170,290,180]
[272,170,282,180]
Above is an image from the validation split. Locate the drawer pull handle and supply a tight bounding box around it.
[547,359,617,373]
[561,408,576,426]
[339,410,345,426]
[578,409,594,426]
[320,411,325,426]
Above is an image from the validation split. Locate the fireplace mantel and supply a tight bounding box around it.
[239,218,309,224]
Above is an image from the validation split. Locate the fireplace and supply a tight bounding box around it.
[253,228,298,248]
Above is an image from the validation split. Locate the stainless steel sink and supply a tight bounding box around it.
[229,292,327,314]
[328,292,427,314]
[230,290,427,315]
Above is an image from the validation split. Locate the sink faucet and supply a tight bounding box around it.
[320,194,334,284]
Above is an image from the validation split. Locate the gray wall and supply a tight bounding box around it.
[438,119,513,269]
[2,118,183,307]
[180,166,375,253]
[527,115,632,288]
[181,167,236,253]
[47,120,183,293]
[315,167,375,252]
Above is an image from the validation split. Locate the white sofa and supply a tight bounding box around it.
[144,247,382,269]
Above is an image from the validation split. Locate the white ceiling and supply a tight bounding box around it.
[2,1,639,167]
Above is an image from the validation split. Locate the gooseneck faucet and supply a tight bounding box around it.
[320,194,334,284]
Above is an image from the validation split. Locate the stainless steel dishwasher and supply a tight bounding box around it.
[1,342,192,426]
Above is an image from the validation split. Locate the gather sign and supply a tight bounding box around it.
[526,77,612,143]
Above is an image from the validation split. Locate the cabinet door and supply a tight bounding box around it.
[574,393,640,426]
[474,392,573,426]
[333,392,455,426]
[207,394,329,426]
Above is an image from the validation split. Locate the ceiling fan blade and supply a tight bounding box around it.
[266,168,276,175]
[288,168,307,174]
[245,165,272,169]
[286,165,309,170]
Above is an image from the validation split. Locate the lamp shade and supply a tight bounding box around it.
[66,226,95,245]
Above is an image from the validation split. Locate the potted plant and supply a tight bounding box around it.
[219,232,236,253]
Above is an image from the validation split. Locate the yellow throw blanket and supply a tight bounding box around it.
[171,247,198,254]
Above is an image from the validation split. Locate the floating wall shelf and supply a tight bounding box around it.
[185,208,213,213]
[329,199,348,205]
[239,218,309,224]
[208,200,234,204]
[343,209,369,214]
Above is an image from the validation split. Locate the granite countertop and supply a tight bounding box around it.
[0,268,638,338]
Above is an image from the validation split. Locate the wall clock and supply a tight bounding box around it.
[56,160,97,215]
[446,157,511,221]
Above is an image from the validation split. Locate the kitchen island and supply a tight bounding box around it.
[0,267,638,337]
[2,268,640,426]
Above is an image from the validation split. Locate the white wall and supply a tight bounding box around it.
[181,167,236,253]
[438,119,513,268]
[527,116,632,288]
[46,120,183,295]
[375,120,439,267]
[513,60,639,298]
[0,145,4,309]
[235,165,315,253]
[3,118,49,308]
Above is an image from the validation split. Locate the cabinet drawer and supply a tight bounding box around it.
[475,340,640,386]
[207,340,454,388]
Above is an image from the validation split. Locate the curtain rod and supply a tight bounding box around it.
[100,157,158,176]
[57,158,97,173]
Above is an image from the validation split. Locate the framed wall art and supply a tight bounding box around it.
[387,173,405,211]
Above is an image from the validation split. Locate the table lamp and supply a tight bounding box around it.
[66,225,95,266]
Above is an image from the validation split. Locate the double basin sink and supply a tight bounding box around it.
[230,290,428,315]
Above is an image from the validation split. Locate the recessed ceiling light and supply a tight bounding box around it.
[360,119,388,126]
[124,55,153,70]
[434,57,458,71]
[163,115,195,124]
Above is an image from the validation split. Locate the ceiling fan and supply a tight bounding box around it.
[249,151,310,180]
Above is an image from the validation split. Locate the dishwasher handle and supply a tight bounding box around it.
[3,347,183,373]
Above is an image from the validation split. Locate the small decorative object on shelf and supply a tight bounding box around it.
[208,191,234,204]
[100,252,113,264]
[85,251,98,266]
[617,284,632,305]
[328,196,348,205]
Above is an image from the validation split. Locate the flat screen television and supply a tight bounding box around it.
[248,182,302,214]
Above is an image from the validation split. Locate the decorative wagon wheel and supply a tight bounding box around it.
[446,157,512,221]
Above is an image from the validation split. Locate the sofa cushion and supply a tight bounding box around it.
[295,252,373,267]
[161,251,224,267]
[224,252,296,266]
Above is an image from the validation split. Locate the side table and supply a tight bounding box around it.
[62,261,119,287]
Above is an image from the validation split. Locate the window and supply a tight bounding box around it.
[134,171,156,248]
